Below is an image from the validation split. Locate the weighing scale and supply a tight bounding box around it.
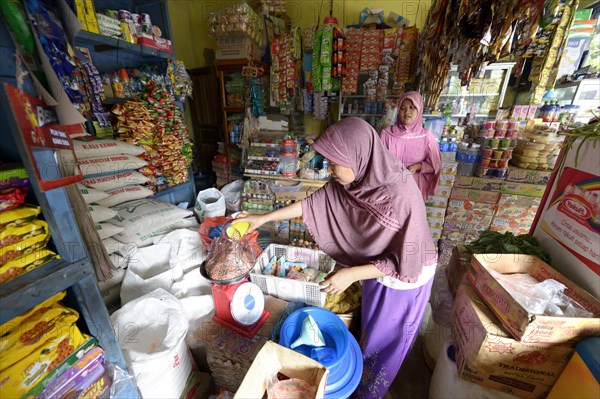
[201,265,270,338]
[200,220,270,338]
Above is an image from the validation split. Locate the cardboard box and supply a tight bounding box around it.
[441,229,481,244]
[438,174,456,186]
[274,189,308,201]
[453,176,503,192]
[495,193,541,211]
[235,341,329,398]
[426,206,446,218]
[501,182,547,198]
[428,217,445,229]
[82,0,100,34]
[433,185,452,198]
[506,166,552,185]
[429,227,442,240]
[446,245,472,296]
[489,216,536,236]
[426,195,449,208]
[453,284,574,399]
[441,162,458,175]
[446,199,497,214]
[450,188,500,204]
[468,254,600,344]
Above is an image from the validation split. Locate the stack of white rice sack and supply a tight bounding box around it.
[73,138,198,311]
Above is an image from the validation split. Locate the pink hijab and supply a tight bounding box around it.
[303,117,437,282]
[380,91,442,200]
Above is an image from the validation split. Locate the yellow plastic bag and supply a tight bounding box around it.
[0,249,59,284]
[0,220,51,265]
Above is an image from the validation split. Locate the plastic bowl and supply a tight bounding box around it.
[279,307,349,369]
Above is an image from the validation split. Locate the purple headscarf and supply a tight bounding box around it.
[380,91,442,200]
[303,117,437,282]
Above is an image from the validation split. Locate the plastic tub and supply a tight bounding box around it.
[279,307,362,399]
[494,129,507,138]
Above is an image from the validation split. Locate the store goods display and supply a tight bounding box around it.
[270,28,301,112]
[489,194,542,236]
[521,0,578,104]
[0,220,50,265]
[112,82,193,190]
[208,2,263,45]
[512,126,565,170]
[0,296,89,398]
[417,1,544,110]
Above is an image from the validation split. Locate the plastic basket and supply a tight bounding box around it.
[250,244,335,306]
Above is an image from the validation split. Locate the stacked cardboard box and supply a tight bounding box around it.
[451,254,600,398]
[426,162,457,249]
[489,166,550,235]
[437,176,500,266]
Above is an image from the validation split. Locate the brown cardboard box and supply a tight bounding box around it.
[453,176,503,192]
[506,166,552,185]
[500,181,547,198]
[468,254,600,344]
[235,341,329,398]
[452,284,574,399]
[450,188,500,204]
[446,245,472,296]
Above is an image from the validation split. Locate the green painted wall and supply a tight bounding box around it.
[169,0,432,69]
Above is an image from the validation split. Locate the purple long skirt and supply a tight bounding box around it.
[352,278,433,399]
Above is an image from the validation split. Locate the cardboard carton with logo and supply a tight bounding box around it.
[450,188,500,204]
[501,182,547,198]
[453,176,503,191]
[467,254,600,344]
[452,283,574,399]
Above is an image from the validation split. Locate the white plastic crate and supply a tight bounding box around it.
[250,244,335,306]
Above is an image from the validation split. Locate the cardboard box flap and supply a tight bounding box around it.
[235,341,328,398]
[468,254,600,344]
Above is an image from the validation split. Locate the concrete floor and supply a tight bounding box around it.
[386,334,432,399]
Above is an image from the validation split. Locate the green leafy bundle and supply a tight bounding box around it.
[466,231,551,263]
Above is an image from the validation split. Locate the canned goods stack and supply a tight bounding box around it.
[475,120,518,179]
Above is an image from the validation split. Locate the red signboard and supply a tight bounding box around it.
[4,83,83,190]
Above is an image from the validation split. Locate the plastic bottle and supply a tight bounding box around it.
[543,102,555,122]
[538,101,549,120]
[552,101,561,122]
[448,138,458,162]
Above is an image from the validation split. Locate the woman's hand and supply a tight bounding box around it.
[233,211,267,232]
[408,162,422,173]
[320,268,357,296]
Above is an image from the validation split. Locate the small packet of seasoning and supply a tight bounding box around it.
[263,255,277,275]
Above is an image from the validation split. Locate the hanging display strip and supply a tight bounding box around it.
[416,0,547,110]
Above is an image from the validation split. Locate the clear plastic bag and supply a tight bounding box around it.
[105,361,137,398]
[204,227,261,281]
[490,270,594,318]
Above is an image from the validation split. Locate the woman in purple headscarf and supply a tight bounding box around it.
[380,91,442,200]
[236,117,437,399]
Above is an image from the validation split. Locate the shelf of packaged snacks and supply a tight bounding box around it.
[75,30,172,59]
[0,258,92,324]
[341,94,402,99]
[244,173,328,187]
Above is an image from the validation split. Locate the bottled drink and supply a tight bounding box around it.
[552,101,561,122]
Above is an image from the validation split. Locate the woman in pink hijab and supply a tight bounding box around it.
[380,91,442,200]
[236,117,437,399]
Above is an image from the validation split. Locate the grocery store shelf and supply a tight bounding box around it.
[423,113,490,118]
[76,31,172,59]
[0,258,93,324]
[440,93,499,97]
[341,94,401,98]
[244,173,328,187]
[248,156,280,161]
